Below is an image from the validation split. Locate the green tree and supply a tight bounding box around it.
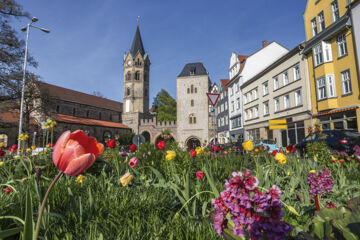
[152,89,176,122]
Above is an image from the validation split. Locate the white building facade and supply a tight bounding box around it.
[227,42,289,140]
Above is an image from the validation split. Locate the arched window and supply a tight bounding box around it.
[56,105,60,113]
[126,72,131,80]
[187,88,190,94]
[86,110,90,118]
[189,115,192,124]
[195,88,197,93]
[189,114,196,124]
[135,71,140,80]
[191,85,194,93]
[99,112,102,120]
[127,88,131,96]
[0,134,8,147]
[136,58,141,66]
[193,116,196,124]
[191,99,194,107]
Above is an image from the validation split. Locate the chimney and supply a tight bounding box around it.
[262,40,268,48]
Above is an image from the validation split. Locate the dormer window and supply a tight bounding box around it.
[189,67,196,75]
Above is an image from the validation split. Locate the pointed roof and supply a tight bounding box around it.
[130,26,145,58]
[177,62,208,77]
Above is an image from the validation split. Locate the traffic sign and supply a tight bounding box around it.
[132,134,146,146]
[207,93,220,107]
[269,125,287,130]
[268,119,287,124]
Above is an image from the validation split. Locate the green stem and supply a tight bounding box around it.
[34,171,63,239]
[174,191,214,218]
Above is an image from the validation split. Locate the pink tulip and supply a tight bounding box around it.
[52,130,104,176]
[129,157,139,168]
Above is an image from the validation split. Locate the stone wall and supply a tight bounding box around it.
[139,116,177,143]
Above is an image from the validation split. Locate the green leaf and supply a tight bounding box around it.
[22,187,34,240]
[203,168,219,198]
[0,227,23,239]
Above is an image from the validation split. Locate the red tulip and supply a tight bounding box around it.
[196,170,205,180]
[0,150,5,158]
[48,143,54,148]
[129,144,137,152]
[52,130,104,176]
[4,187,12,194]
[314,147,318,151]
[110,155,113,159]
[340,159,344,163]
[213,146,222,152]
[9,144,17,153]
[129,157,139,168]
[190,149,196,157]
[121,152,127,157]
[272,150,278,157]
[157,141,165,150]
[106,139,116,149]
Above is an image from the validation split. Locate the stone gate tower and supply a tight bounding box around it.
[122,25,150,133]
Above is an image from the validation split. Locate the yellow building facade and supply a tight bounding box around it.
[303,0,360,132]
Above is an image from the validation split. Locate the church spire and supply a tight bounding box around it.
[130,22,145,58]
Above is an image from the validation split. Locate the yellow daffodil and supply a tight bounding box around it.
[31,145,36,150]
[195,146,204,155]
[119,172,133,186]
[286,149,290,154]
[309,170,316,174]
[242,139,254,152]
[0,161,4,167]
[21,178,26,183]
[0,142,4,148]
[287,171,291,176]
[274,152,287,164]
[14,155,20,159]
[75,175,85,183]
[165,150,176,161]
[18,133,29,141]
[26,148,32,153]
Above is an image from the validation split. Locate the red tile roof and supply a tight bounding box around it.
[220,79,230,91]
[238,55,248,62]
[0,109,37,125]
[238,55,248,74]
[52,113,129,129]
[37,82,122,112]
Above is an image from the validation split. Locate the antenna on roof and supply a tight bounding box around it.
[137,16,140,26]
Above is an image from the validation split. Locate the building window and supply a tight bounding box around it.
[263,81,268,95]
[293,65,300,81]
[284,95,290,109]
[189,114,196,124]
[337,33,348,58]
[248,92,252,102]
[187,88,190,94]
[244,95,247,104]
[263,102,269,115]
[99,112,102,120]
[274,98,280,112]
[254,107,258,118]
[253,88,258,99]
[331,0,340,22]
[73,108,76,116]
[318,11,325,32]
[56,105,60,113]
[311,18,318,37]
[323,41,333,62]
[135,71,140,80]
[341,70,352,95]
[236,98,240,109]
[191,99,194,107]
[317,77,327,100]
[225,115,228,125]
[110,114,113,121]
[313,44,323,67]
[86,110,90,118]
[145,89,148,96]
[220,103,224,112]
[249,109,253,119]
[295,90,302,106]
[283,71,289,86]
[230,87,233,96]
[245,110,248,120]
[220,92,223,99]
[221,117,224,127]
[316,75,336,100]
[225,101,228,110]
[195,87,197,93]
[231,101,234,112]
[127,88,131,96]
[126,72,131,80]
[273,77,279,90]
[191,85,194,93]
[218,119,221,127]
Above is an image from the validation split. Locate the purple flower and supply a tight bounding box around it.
[307,168,334,196]
[211,170,292,239]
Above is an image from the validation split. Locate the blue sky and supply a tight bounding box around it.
[16,0,307,104]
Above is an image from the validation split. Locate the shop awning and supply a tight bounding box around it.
[312,105,359,117]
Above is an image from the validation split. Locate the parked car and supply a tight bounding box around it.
[226,138,244,153]
[295,130,360,156]
[254,139,279,152]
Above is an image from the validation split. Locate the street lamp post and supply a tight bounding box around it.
[17,17,50,153]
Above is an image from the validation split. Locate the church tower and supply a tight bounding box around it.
[122,24,150,133]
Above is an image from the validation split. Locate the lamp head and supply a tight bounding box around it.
[21,27,27,32]
[31,17,38,22]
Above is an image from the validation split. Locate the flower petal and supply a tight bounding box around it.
[53,130,71,167]
[58,139,86,171]
[86,137,104,158]
[63,153,95,176]
[69,130,89,148]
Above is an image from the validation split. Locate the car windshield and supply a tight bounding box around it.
[262,139,276,144]
[342,131,360,138]
[304,135,315,141]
